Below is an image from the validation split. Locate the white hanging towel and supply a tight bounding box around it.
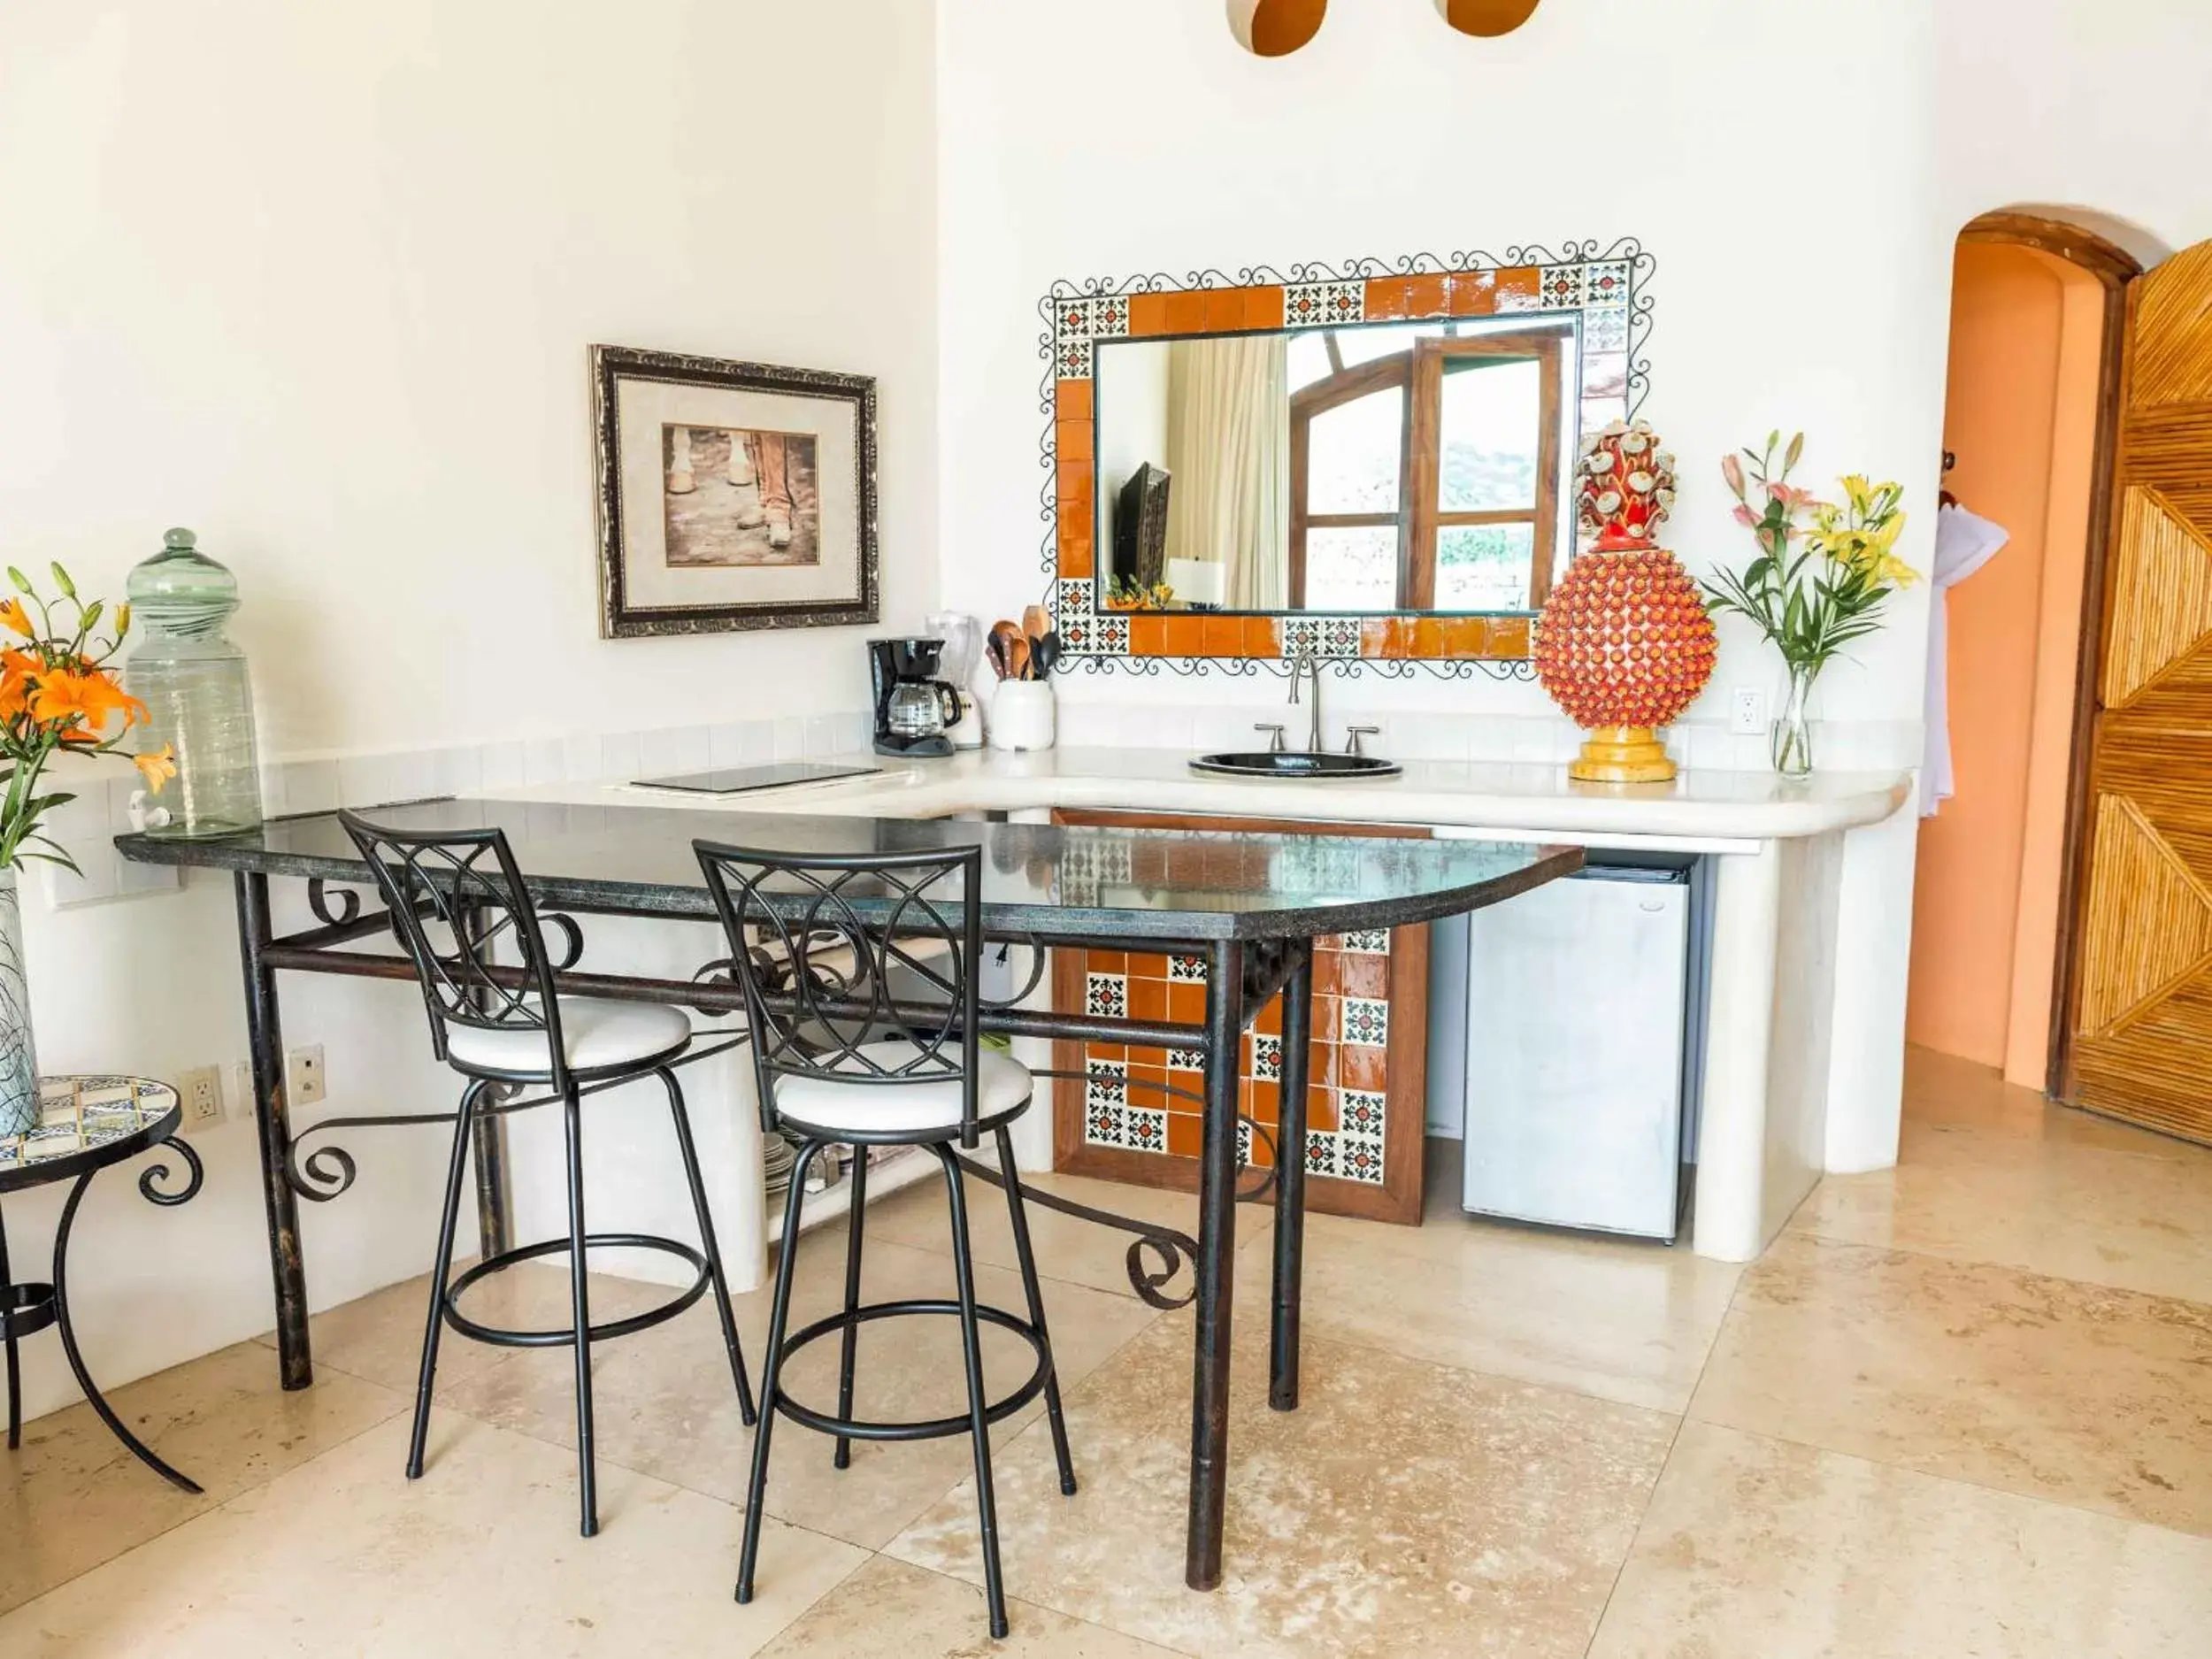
[1922,502,2011,816]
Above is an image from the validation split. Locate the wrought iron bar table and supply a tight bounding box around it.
[0,1074,206,1492]
[119,797,1576,1590]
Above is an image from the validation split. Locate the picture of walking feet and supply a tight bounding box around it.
[592,343,878,638]
[661,424,821,568]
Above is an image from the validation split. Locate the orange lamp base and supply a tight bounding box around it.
[1567,725,1677,784]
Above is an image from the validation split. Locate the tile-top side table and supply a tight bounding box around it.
[0,1075,204,1493]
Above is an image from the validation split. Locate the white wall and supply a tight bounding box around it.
[0,0,936,1420]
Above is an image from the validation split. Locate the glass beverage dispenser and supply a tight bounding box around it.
[124,528,264,838]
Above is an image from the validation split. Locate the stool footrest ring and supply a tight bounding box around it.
[769,1298,1053,1443]
[442,1233,710,1348]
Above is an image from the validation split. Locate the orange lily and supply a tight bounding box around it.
[32,665,145,738]
[0,649,37,721]
[0,599,32,638]
[132,744,178,794]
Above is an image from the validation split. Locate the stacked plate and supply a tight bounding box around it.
[762,1131,800,1200]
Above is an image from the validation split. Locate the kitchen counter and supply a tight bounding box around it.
[488,746,1916,1263]
[503,745,1910,848]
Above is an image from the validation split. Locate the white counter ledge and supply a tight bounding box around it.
[486,746,1916,1264]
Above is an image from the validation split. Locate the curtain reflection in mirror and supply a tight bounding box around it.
[1164,336,1289,611]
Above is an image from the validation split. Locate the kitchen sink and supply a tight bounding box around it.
[1189,750,1402,780]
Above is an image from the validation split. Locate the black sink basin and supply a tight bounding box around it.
[1189,750,1402,780]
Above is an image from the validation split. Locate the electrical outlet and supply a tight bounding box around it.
[178,1065,225,1128]
[1730,686,1769,736]
[287,1044,327,1107]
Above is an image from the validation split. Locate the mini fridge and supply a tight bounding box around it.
[1434,853,1707,1242]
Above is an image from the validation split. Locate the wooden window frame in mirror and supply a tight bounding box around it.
[1041,241,1652,676]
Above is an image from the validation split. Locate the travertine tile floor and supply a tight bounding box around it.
[4,1047,2210,1655]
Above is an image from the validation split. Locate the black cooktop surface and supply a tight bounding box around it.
[632,761,881,795]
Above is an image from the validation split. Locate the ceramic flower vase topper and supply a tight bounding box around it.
[1534,419,1717,784]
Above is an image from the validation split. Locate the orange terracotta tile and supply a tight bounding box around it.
[1084,1041,1126,1065]
[1166,1115,1202,1157]
[1493,265,1542,310]
[1242,616,1280,657]
[1338,1044,1388,1093]
[1056,418,1094,465]
[1339,951,1388,999]
[1127,953,1167,980]
[1255,995,1283,1037]
[1436,617,1485,657]
[1446,269,1499,317]
[1128,1063,1169,1101]
[1248,1079,1281,1126]
[1248,1133,1275,1170]
[1162,614,1205,657]
[1128,293,1171,338]
[1308,1087,1339,1133]
[1057,497,1093,579]
[1129,614,1167,657]
[1403,273,1449,318]
[1244,286,1286,330]
[1359,618,1394,657]
[1203,288,1247,332]
[1167,982,1207,1025]
[1410,617,1449,657]
[1492,616,1533,657]
[1128,977,1167,1022]
[1056,458,1093,504]
[1055,379,1093,421]
[1162,291,1207,334]
[1363,276,1412,321]
[1125,1045,1169,1072]
[1313,953,1341,996]
[1201,615,1245,657]
[1087,950,1126,973]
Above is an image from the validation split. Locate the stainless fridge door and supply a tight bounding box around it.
[1462,866,1691,1239]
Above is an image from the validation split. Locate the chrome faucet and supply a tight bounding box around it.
[1287,650,1324,753]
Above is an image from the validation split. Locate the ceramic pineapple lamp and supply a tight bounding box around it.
[1535,420,1716,783]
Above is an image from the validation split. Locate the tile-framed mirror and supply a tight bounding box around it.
[1041,240,1653,676]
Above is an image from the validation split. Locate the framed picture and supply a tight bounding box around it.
[590,344,879,638]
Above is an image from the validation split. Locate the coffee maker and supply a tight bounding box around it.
[868,637,960,758]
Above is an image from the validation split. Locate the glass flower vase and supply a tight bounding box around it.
[1771,664,1816,779]
[0,869,40,1137]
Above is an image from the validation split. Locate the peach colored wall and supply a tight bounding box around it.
[2005,254,2105,1088]
[1907,242,2102,1078]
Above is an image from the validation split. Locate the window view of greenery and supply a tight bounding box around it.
[1294,322,1550,610]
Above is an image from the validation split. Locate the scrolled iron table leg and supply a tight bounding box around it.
[50,1137,207,1494]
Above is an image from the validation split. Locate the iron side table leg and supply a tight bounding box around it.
[237,871,312,1390]
[52,1169,203,1494]
[1,1202,19,1451]
[1271,938,1314,1411]
[1185,937,1244,1593]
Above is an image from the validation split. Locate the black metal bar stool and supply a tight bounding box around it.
[696,839,1077,1641]
[342,811,755,1538]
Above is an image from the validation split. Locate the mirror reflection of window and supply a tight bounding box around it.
[1094,312,1577,617]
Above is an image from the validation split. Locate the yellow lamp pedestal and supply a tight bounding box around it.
[1567,725,1677,784]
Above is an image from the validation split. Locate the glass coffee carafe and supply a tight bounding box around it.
[886,679,958,739]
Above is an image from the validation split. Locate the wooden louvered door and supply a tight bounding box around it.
[2063,239,2212,1142]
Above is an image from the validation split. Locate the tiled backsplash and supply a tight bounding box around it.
[42,710,875,910]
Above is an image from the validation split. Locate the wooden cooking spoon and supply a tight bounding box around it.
[987,619,1022,680]
[1022,603,1050,644]
[1005,634,1033,682]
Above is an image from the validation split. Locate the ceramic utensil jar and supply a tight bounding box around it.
[988,680,1056,752]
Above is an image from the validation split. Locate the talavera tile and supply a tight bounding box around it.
[0,1341,407,1616]
[1590,1420,2212,1658]
[0,1412,864,1657]
[1690,1233,2212,1535]
[886,1314,1675,1657]
[756,1555,1179,1658]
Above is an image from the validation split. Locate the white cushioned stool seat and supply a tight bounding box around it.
[776,1040,1032,1138]
[446,997,691,1078]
